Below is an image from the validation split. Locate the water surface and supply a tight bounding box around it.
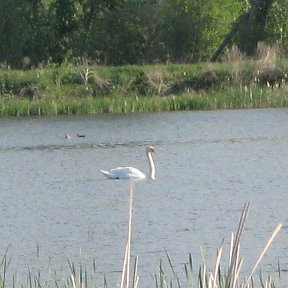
[0,109,288,287]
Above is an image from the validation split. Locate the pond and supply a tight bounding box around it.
[0,109,287,287]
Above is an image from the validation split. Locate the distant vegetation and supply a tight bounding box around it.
[0,0,287,68]
[0,45,288,116]
[1,0,288,116]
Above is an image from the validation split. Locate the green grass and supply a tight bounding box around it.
[1,59,288,116]
[1,88,287,117]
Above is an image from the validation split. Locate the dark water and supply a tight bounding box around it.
[0,109,288,287]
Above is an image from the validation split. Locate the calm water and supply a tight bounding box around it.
[0,109,288,287]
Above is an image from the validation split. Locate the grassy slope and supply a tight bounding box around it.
[1,58,288,116]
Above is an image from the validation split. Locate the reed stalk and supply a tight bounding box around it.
[0,198,283,288]
[201,202,282,288]
[156,202,282,288]
[120,180,139,288]
[242,223,283,288]
[225,202,250,288]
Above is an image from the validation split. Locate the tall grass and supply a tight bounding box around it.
[1,87,287,117]
[154,202,282,288]
[120,181,138,288]
[112,180,283,288]
[1,52,288,116]
[0,202,283,288]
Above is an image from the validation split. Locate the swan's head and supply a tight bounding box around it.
[146,145,155,154]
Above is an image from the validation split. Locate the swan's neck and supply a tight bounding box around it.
[147,151,155,179]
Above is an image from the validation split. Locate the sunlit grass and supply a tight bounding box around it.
[1,59,288,116]
[1,87,288,116]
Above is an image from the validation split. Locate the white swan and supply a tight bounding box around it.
[100,146,155,180]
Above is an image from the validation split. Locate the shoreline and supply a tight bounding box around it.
[1,61,288,116]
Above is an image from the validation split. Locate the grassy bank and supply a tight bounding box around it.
[1,56,288,116]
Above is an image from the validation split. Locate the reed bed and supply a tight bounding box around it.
[0,202,284,288]
[0,88,287,117]
[153,202,282,288]
[1,58,288,116]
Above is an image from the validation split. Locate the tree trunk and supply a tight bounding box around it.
[238,0,274,56]
[210,0,274,61]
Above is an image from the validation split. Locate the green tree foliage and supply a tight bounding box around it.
[50,0,80,63]
[0,0,29,67]
[237,0,274,55]
[0,0,287,67]
[23,0,54,66]
[86,0,144,64]
[160,0,209,62]
[87,0,242,64]
[265,0,288,52]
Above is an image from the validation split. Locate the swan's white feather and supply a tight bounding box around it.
[100,145,155,180]
[100,166,146,179]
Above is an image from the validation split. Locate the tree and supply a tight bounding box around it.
[238,0,274,55]
[49,0,80,63]
[0,0,285,67]
[265,0,288,53]
[22,0,53,66]
[0,0,29,67]
[159,0,206,62]
[86,0,150,65]
[211,0,285,61]
[160,0,243,63]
